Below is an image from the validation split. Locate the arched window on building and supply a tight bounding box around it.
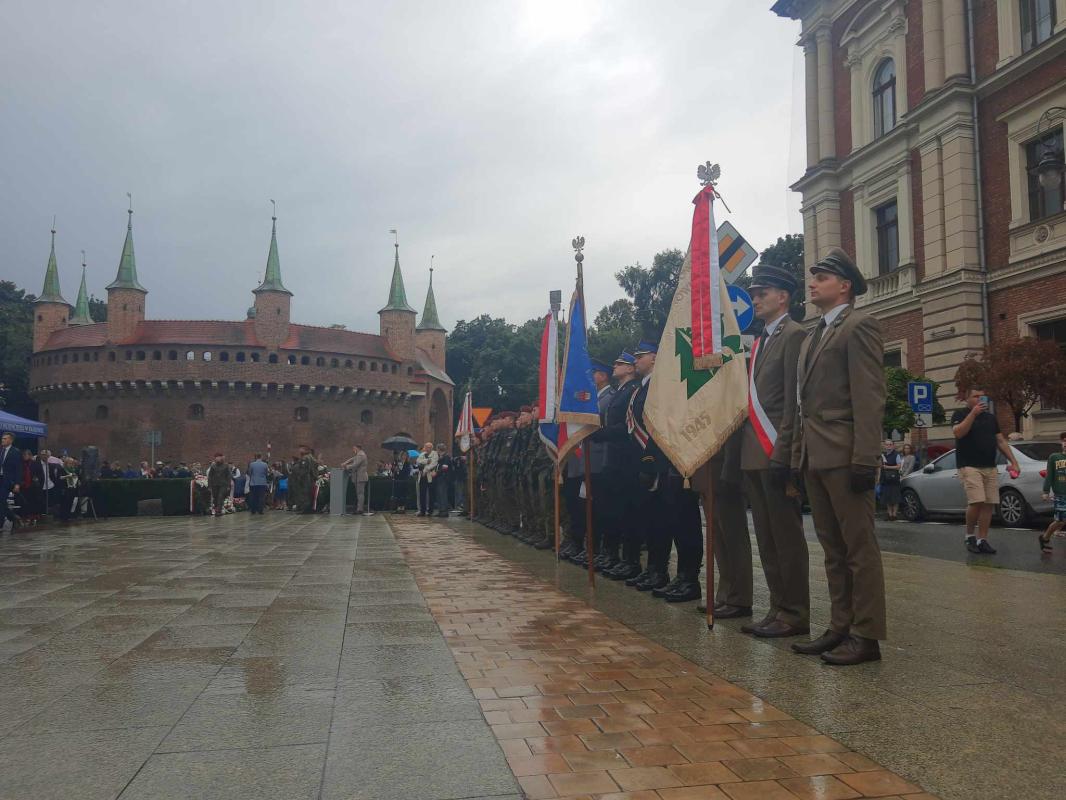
[236,352,246,362]
[358,361,366,370]
[301,355,311,366]
[95,404,108,420]
[407,366,413,375]
[370,362,378,372]
[168,350,177,360]
[872,58,896,138]
[345,359,353,368]
[391,364,397,374]
[93,352,99,362]
[62,354,68,364]
[294,406,309,422]
[135,350,145,361]
[186,351,195,361]
[316,356,325,367]
[330,358,339,368]
[72,353,79,363]
[1021,0,1057,52]
[108,352,116,362]
[152,350,161,361]
[269,353,279,364]
[188,403,205,420]
[202,351,212,362]
[287,354,297,365]
[250,352,260,362]
[125,350,133,361]
[220,351,230,362]
[360,409,373,424]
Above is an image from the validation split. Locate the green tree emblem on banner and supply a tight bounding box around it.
[675,327,742,400]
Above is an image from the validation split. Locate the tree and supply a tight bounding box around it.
[89,294,107,322]
[883,367,945,436]
[588,298,639,364]
[614,248,684,338]
[955,336,1066,432]
[736,233,806,322]
[0,281,36,416]
[446,314,541,419]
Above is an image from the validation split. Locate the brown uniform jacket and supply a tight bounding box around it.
[740,315,806,471]
[791,306,885,471]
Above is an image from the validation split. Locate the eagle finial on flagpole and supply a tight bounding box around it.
[697,162,731,212]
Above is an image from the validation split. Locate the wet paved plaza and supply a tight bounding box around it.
[1,513,1063,799]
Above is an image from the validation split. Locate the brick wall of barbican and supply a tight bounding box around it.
[28,344,452,465]
[34,386,428,468]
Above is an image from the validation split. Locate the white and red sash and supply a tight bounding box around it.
[748,336,777,459]
[627,387,650,450]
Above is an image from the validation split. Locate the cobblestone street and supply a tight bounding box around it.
[0,513,1062,799]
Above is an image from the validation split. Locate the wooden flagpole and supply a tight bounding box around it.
[468,446,475,519]
[554,464,561,559]
[583,448,595,588]
[704,479,715,630]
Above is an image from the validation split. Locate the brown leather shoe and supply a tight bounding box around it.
[741,613,776,635]
[752,620,810,638]
[712,604,753,619]
[821,635,881,665]
[791,629,847,655]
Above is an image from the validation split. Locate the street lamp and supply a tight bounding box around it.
[1029,106,1066,193]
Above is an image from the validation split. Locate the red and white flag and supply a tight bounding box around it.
[690,184,723,368]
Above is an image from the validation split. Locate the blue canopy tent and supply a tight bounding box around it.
[0,409,48,438]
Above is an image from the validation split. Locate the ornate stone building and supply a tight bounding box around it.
[772,0,1066,439]
[28,210,454,465]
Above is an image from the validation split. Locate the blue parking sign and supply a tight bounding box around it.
[907,381,933,413]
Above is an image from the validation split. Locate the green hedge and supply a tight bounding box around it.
[92,479,192,517]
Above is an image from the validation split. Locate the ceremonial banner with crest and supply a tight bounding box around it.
[644,248,748,478]
[555,281,600,463]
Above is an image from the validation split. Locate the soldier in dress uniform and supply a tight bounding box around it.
[739,264,810,638]
[600,352,643,580]
[791,248,887,666]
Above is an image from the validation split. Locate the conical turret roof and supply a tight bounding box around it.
[379,244,416,313]
[69,259,93,325]
[254,213,292,295]
[417,268,445,331]
[106,209,147,292]
[37,227,68,304]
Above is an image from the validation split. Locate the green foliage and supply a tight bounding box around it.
[614,248,684,339]
[588,298,639,364]
[736,234,806,322]
[883,367,945,436]
[89,294,108,322]
[0,281,35,415]
[446,314,542,418]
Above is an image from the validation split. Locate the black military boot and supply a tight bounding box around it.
[625,569,649,587]
[609,561,641,581]
[652,576,683,598]
[664,573,702,603]
[533,535,554,550]
[636,570,670,592]
[571,550,588,568]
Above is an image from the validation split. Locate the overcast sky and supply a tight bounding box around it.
[1,1,803,333]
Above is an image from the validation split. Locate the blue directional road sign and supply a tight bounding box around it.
[907,381,934,413]
[727,284,755,333]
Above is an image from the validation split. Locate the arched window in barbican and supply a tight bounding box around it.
[108,352,116,362]
[236,352,246,363]
[220,352,230,362]
[168,350,177,360]
[316,357,325,367]
[186,351,195,361]
[287,354,296,365]
[269,353,279,364]
[72,353,79,363]
[202,351,212,362]
[872,58,896,138]
[345,359,353,368]
[294,406,309,422]
[250,352,260,362]
[301,355,311,366]
[188,403,204,420]
[93,352,99,362]
[136,351,146,361]
[391,364,397,374]
[125,351,133,360]
[62,354,68,363]
[95,404,108,420]
[370,362,378,372]
[407,366,413,376]
[331,358,339,368]
[152,350,161,361]
[360,409,373,424]
[359,361,366,370]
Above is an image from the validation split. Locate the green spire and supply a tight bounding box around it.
[106,208,147,292]
[417,268,445,331]
[69,255,93,325]
[380,243,416,313]
[254,210,292,295]
[38,225,68,304]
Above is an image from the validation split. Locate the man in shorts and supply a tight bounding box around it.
[1040,431,1066,552]
[951,388,1020,555]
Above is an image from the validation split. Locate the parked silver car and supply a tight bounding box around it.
[899,442,1059,526]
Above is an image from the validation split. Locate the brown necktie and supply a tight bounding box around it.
[806,318,826,369]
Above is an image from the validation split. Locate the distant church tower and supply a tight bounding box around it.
[33,226,70,352]
[69,254,94,326]
[252,208,292,348]
[379,241,417,361]
[105,206,147,343]
[415,267,446,369]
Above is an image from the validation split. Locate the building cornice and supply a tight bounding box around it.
[978,34,1066,99]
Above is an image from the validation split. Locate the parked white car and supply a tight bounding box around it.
[900,442,1059,526]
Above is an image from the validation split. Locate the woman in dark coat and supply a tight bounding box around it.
[392,452,412,513]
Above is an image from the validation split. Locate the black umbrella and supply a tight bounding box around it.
[381,435,419,452]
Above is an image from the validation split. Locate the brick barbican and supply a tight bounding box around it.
[27,210,454,466]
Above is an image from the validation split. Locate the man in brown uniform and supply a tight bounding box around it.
[740,264,809,638]
[791,249,886,666]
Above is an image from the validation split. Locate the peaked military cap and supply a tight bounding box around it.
[748,263,797,294]
[633,339,659,356]
[810,247,867,296]
[589,359,611,374]
[614,350,636,366]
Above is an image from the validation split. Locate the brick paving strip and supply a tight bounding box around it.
[392,518,938,800]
